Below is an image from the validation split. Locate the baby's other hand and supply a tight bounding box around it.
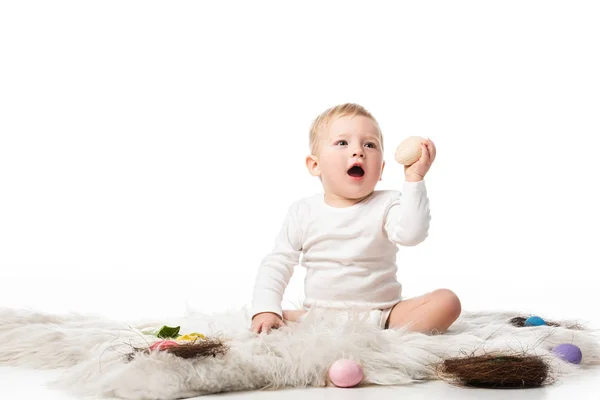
[250,312,283,334]
[404,138,436,182]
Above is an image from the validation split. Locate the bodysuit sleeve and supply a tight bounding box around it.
[251,203,303,319]
[384,180,431,246]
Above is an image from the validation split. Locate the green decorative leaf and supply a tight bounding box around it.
[157,325,181,339]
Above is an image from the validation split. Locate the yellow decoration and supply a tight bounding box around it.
[176,332,206,342]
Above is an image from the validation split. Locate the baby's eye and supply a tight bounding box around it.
[365,142,377,149]
[335,140,348,146]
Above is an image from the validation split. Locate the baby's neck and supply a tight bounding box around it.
[323,191,374,208]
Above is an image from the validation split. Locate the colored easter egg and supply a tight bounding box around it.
[525,316,547,326]
[552,343,582,364]
[328,359,364,388]
[149,340,179,351]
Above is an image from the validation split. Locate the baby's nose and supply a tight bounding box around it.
[353,151,365,158]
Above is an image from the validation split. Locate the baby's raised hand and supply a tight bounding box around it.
[404,138,436,182]
[250,312,283,334]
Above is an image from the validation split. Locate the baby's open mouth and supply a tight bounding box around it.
[347,165,365,177]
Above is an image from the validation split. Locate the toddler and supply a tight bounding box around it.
[250,103,461,334]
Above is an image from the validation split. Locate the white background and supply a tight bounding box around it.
[1,1,599,329]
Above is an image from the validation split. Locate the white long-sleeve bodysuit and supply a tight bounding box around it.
[251,180,431,318]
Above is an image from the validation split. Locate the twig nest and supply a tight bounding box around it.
[509,315,583,330]
[437,353,552,388]
[395,136,424,165]
[328,359,364,388]
[127,337,229,361]
[552,343,582,364]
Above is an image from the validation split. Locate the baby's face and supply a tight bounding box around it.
[313,115,384,203]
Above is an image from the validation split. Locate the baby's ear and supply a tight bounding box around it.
[379,160,385,181]
[305,155,320,177]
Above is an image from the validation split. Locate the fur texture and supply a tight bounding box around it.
[0,306,599,399]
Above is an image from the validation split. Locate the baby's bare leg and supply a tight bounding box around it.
[387,289,461,334]
[282,309,307,323]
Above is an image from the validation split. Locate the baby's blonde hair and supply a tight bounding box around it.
[309,103,383,155]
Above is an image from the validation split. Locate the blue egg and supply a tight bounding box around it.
[524,316,547,326]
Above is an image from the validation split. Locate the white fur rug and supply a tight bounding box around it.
[0,306,599,399]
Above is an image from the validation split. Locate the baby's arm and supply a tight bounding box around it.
[384,181,431,246]
[250,203,302,332]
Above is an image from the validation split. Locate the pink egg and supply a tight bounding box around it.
[149,340,179,351]
[328,359,364,388]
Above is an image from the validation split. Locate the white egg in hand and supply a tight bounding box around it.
[395,136,424,165]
